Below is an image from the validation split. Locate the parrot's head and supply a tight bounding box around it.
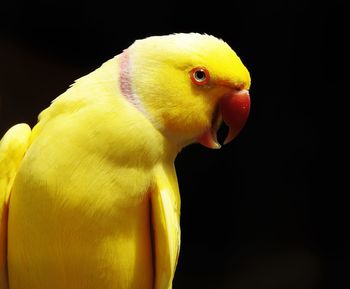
[122,33,251,149]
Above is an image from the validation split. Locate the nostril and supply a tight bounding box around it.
[236,83,245,91]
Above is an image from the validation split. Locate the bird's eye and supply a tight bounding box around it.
[190,67,210,86]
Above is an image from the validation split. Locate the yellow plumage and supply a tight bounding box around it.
[0,33,250,289]
[0,124,31,289]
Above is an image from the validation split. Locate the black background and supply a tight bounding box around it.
[0,0,348,288]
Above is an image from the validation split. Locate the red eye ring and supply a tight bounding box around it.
[190,67,210,86]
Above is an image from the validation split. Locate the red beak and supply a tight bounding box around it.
[197,89,251,149]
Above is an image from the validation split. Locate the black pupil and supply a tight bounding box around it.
[195,70,206,81]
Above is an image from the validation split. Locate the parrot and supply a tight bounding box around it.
[0,33,251,289]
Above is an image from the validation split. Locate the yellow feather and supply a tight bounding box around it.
[0,124,31,289]
[7,56,169,289]
[1,33,250,289]
[130,33,250,144]
[151,161,181,289]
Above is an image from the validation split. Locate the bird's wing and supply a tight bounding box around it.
[0,124,31,289]
[151,161,181,289]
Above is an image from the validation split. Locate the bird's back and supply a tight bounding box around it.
[5,56,166,289]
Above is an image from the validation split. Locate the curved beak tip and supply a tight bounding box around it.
[197,89,250,149]
[220,89,250,145]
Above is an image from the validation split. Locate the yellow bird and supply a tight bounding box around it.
[0,33,250,289]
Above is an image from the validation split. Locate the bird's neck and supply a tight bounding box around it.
[34,55,180,167]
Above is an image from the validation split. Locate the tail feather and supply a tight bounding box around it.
[0,123,31,289]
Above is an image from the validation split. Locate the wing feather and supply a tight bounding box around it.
[0,124,31,289]
[151,162,181,289]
